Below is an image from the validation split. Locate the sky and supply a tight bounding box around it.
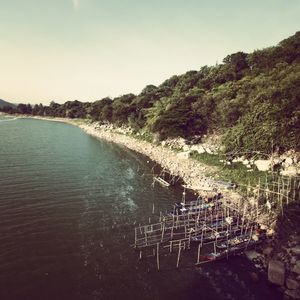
[0,0,300,104]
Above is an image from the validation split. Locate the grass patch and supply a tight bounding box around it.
[190,151,224,167]
[190,151,268,188]
[129,131,154,143]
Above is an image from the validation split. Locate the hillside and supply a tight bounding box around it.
[2,31,300,156]
[0,99,16,109]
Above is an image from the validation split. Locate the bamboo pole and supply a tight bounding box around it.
[221,210,224,232]
[241,203,247,235]
[161,223,165,242]
[182,187,186,205]
[188,232,191,249]
[156,243,160,271]
[246,226,253,250]
[197,243,201,264]
[287,176,292,205]
[176,240,182,268]
[257,178,260,220]
[170,241,173,253]
[293,178,296,201]
[226,232,229,260]
[200,227,204,247]
[277,176,281,213]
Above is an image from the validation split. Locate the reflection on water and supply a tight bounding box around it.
[0,118,280,300]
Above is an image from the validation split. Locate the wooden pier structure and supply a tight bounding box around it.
[133,175,300,270]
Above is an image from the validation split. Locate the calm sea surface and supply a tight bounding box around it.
[0,116,280,300]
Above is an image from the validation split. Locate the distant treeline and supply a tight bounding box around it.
[2,32,300,155]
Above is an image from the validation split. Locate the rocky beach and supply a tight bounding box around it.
[14,115,300,299]
[79,123,221,192]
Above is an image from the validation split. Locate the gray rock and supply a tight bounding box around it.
[263,247,273,256]
[291,246,300,255]
[291,257,298,265]
[292,263,300,275]
[245,250,259,260]
[255,159,271,171]
[288,241,298,248]
[285,289,300,299]
[286,278,299,290]
[268,260,285,286]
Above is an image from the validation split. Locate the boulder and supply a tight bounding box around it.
[183,145,190,151]
[268,260,285,286]
[291,246,300,256]
[281,167,298,176]
[289,241,299,248]
[206,148,213,154]
[286,278,299,290]
[177,151,191,159]
[292,263,300,275]
[245,250,259,260]
[263,247,273,256]
[255,160,272,171]
[285,289,300,299]
[243,159,249,165]
[291,257,298,265]
[285,157,294,166]
[190,144,206,154]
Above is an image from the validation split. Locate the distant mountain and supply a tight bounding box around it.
[0,99,16,108]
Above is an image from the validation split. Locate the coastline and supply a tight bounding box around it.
[80,123,220,191]
[18,115,229,196]
[8,115,300,297]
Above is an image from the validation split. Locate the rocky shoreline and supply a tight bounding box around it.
[79,122,221,191]
[16,115,300,299]
[15,115,241,198]
[248,234,300,299]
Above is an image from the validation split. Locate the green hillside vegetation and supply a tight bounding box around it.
[2,32,300,156]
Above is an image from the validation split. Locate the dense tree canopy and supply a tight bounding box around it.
[2,31,300,155]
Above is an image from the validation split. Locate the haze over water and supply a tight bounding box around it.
[0,116,280,300]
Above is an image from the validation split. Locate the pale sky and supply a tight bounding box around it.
[0,0,300,104]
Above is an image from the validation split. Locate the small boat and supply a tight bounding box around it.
[191,230,230,243]
[170,201,217,216]
[196,243,253,265]
[154,176,170,187]
[216,233,262,250]
[192,226,244,244]
[197,251,228,263]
